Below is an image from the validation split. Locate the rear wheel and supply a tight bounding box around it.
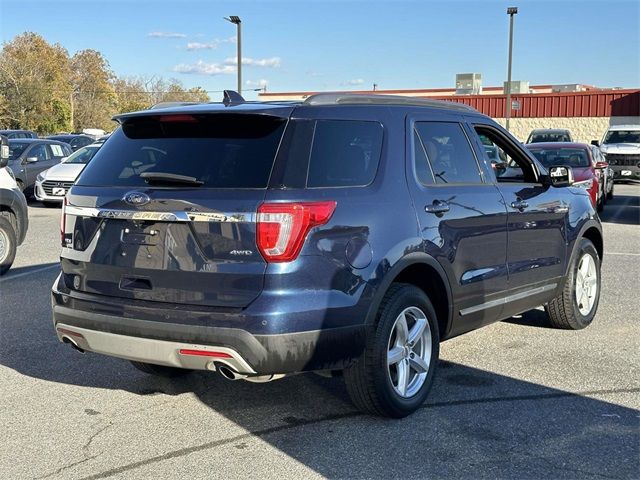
[0,216,17,276]
[130,361,192,378]
[344,283,439,418]
[546,238,600,330]
[607,183,614,200]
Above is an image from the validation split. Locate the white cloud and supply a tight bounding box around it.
[246,79,269,90]
[173,60,236,75]
[224,57,281,68]
[341,78,365,86]
[186,36,236,51]
[148,31,187,38]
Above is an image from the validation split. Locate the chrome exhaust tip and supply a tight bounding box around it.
[217,364,247,381]
[62,336,85,354]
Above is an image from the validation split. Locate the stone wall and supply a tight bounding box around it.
[493,116,640,144]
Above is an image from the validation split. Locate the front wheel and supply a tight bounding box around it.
[545,238,600,330]
[344,283,440,418]
[0,216,17,276]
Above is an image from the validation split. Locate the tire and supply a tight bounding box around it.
[545,238,600,330]
[607,184,614,200]
[344,283,440,418]
[0,215,17,276]
[597,195,604,212]
[130,361,192,378]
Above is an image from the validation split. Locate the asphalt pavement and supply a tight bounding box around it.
[0,184,638,480]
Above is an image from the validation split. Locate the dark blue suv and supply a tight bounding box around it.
[51,93,603,417]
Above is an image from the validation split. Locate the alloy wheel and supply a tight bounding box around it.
[575,253,598,316]
[387,306,432,398]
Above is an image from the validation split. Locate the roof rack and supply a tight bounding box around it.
[302,93,476,112]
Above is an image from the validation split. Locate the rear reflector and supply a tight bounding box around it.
[60,196,67,246]
[257,201,337,262]
[178,349,233,358]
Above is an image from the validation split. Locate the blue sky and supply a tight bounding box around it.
[1,0,639,100]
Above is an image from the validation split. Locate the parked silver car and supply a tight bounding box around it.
[34,143,101,206]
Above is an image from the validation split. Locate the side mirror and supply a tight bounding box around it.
[0,135,8,169]
[548,165,574,187]
[595,161,608,169]
[25,156,38,163]
[591,140,600,147]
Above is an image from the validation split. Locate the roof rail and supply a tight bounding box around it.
[302,93,476,112]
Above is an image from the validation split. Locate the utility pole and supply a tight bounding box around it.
[224,16,242,94]
[505,7,518,131]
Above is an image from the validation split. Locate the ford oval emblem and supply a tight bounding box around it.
[123,191,150,206]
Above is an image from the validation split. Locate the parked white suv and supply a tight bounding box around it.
[0,135,29,275]
[595,125,640,181]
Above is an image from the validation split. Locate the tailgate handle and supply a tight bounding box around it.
[119,277,152,291]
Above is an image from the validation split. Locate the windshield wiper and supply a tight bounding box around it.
[140,172,204,186]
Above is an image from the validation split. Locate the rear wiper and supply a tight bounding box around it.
[140,172,204,186]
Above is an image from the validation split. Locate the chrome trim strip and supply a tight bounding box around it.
[460,283,557,316]
[65,205,254,223]
[55,323,257,374]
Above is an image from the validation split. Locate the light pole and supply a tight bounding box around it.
[224,16,242,94]
[505,6,518,131]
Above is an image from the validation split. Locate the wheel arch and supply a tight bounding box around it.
[365,253,453,340]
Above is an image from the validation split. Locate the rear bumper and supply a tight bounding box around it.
[52,276,366,374]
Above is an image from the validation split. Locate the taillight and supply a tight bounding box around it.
[60,196,67,246]
[257,201,337,262]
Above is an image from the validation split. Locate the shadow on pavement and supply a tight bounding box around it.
[599,193,639,226]
[1,267,638,478]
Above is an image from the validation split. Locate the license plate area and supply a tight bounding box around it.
[121,223,160,246]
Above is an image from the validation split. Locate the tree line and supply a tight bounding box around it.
[0,32,211,135]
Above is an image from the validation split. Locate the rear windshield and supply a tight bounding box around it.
[603,130,640,144]
[528,132,571,143]
[270,119,383,188]
[76,114,287,189]
[528,148,590,168]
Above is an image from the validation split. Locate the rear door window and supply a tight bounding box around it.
[414,122,482,184]
[77,114,287,189]
[271,119,383,188]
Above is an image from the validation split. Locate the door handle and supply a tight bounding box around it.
[425,200,450,216]
[510,199,529,211]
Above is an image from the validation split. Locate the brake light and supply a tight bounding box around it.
[60,196,67,246]
[257,201,337,262]
[157,114,197,123]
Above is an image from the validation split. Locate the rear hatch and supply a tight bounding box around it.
[61,111,290,308]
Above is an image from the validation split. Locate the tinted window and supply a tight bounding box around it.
[64,145,100,164]
[307,120,382,188]
[271,119,383,189]
[29,144,50,161]
[528,148,590,168]
[8,142,29,160]
[77,114,286,189]
[414,122,481,184]
[529,132,571,143]
[603,130,640,144]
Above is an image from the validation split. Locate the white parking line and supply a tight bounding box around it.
[605,252,640,257]
[0,264,59,282]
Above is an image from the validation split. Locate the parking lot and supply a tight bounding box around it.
[0,184,638,479]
